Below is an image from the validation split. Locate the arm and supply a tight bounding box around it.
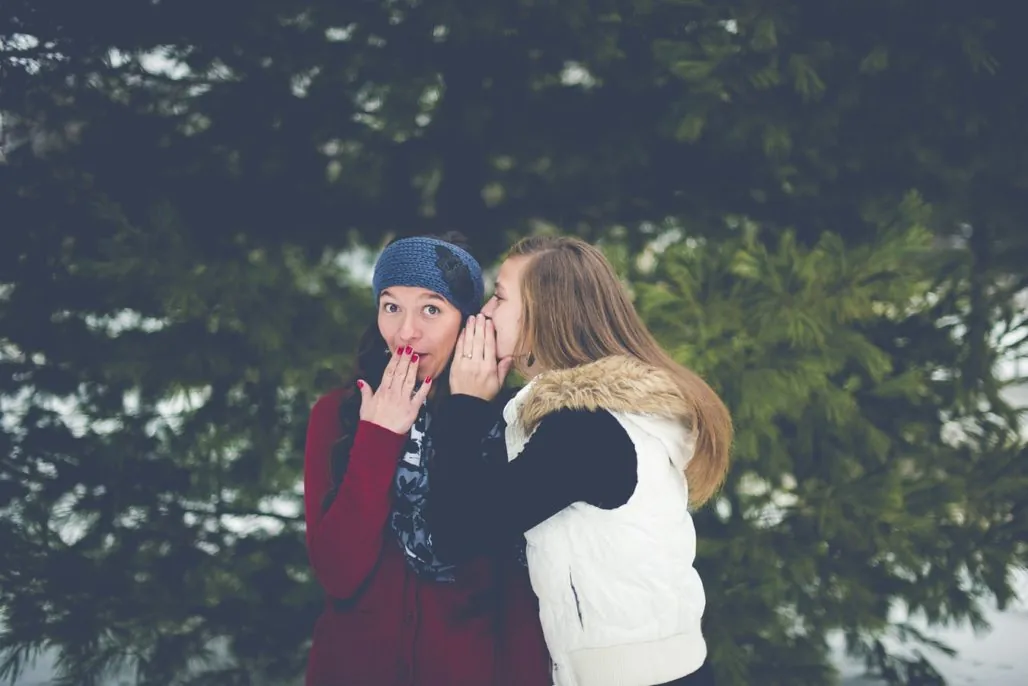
[429,395,639,561]
[303,391,408,600]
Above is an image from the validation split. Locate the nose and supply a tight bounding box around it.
[480,299,496,317]
[396,311,420,345]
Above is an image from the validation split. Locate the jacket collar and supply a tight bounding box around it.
[506,355,695,436]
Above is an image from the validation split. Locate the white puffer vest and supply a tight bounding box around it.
[504,356,708,686]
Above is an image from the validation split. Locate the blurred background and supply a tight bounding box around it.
[2,2,1026,685]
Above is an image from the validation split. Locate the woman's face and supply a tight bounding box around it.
[480,256,531,362]
[377,286,463,382]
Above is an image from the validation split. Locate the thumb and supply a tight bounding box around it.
[497,356,514,382]
[356,379,373,406]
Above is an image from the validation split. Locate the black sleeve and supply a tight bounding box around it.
[429,395,638,560]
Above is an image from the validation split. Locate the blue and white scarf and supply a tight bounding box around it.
[389,404,525,582]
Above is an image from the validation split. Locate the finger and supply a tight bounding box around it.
[401,351,420,399]
[497,356,514,382]
[470,314,485,360]
[391,346,413,394]
[462,316,476,360]
[483,317,496,363]
[453,328,466,366]
[383,345,403,389]
[412,373,433,406]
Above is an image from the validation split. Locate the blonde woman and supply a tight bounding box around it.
[428,236,732,686]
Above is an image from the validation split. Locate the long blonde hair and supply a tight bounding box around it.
[508,235,732,507]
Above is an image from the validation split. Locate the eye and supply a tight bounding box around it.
[424,304,441,316]
[382,302,399,313]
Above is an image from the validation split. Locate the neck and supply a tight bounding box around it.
[519,362,546,380]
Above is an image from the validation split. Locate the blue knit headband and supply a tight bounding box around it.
[372,237,485,317]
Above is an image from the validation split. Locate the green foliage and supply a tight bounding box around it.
[3,0,1028,684]
[635,220,1027,685]
[0,184,370,684]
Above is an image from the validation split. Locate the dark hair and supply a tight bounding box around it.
[322,231,473,512]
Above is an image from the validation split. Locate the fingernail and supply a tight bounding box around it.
[396,346,403,355]
[357,380,364,388]
[404,345,413,355]
[411,353,419,363]
[425,376,432,384]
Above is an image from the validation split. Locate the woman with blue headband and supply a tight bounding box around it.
[302,233,549,686]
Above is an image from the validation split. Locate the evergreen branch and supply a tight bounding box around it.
[0,638,49,686]
[180,505,302,525]
[0,458,34,481]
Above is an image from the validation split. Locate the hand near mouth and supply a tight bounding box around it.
[449,314,513,401]
[357,345,434,434]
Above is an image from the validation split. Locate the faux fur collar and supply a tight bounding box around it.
[516,355,694,435]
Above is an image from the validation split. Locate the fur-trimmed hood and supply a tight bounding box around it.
[509,355,697,469]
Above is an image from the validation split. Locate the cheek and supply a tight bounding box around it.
[377,313,395,343]
[429,313,463,354]
[435,329,460,355]
[494,314,518,348]
[498,308,519,335]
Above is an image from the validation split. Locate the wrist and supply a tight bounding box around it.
[357,418,408,438]
[363,416,409,435]
[450,385,494,400]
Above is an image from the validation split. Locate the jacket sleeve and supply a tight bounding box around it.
[429,395,638,561]
[303,390,408,600]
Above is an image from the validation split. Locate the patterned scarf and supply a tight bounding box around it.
[389,403,526,582]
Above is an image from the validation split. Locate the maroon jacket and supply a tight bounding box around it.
[303,388,550,686]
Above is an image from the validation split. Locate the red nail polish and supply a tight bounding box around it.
[396,346,403,355]
[404,345,413,355]
[357,380,364,388]
[424,376,432,384]
[411,353,419,363]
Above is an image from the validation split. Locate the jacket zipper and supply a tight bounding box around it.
[569,571,584,629]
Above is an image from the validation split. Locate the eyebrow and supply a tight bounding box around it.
[493,281,505,293]
[379,289,448,304]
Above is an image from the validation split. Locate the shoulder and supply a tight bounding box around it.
[528,409,638,507]
[312,387,349,413]
[528,408,636,460]
[308,387,355,431]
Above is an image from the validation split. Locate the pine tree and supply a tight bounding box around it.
[0,183,372,684]
[632,205,1028,685]
[4,0,1028,684]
